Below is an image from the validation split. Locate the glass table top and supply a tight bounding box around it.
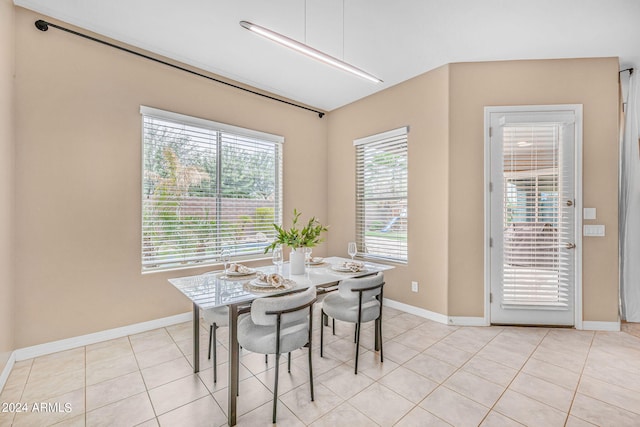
[168,256,394,309]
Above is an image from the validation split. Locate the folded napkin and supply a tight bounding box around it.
[343,261,365,272]
[256,272,287,288]
[227,263,252,274]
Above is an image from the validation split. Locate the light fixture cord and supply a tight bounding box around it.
[342,0,345,60]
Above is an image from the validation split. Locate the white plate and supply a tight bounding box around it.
[332,264,368,273]
[226,268,255,276]
[306,259,325,265]
[249,278,274,288]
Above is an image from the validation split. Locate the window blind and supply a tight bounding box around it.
[501,124,571,308]
[141,106,283,271]
[354,127,408,263]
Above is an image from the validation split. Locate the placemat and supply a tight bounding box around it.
[243,279,295,293]
[219,272,257,281]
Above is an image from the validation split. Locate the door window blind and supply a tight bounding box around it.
[354,127,408,263]
[501,124,571,308]
[141,106,283,271]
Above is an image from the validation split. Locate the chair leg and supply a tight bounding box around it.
[272,352,280,424]
[212,324,218,383]
[374,318,379,351]
[207,324,213,360]
[379,288,384,363]
[287,352,291,373]
[378,317,384,363]
[308,345,314,401]
[236,340,240,396]
[354,320,362,375]
[332,318,335,335]
[320,310,325,358]
[265,354,268,364]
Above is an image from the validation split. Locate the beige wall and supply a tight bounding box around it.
[0,0,15,372]
[13,8,327,348]
[7,6,621,351]
[329,58,620,323]
[328,66,451,315]
[448,58,619,321]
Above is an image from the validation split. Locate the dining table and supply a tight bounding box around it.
[168,256,394,426]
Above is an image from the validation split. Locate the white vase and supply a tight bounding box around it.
[289,248,306,275]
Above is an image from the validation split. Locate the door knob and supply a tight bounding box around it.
[566,243,576,249]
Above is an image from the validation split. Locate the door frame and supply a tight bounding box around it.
[483,104,583,329]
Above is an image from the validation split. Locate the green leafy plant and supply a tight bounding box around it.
[264,209,328,253]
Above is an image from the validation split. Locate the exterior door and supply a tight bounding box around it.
[486,106,582,326]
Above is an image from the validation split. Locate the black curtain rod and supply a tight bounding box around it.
[34,19,325,118]
[620,68,634,75]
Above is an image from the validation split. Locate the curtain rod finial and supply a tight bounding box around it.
[35,20,49,31]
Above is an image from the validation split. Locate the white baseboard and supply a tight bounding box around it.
[0,352,16,393]
[383,299,627,330]
[581,320,621,332]
[448,316,489,326]
[14,312,192,361]
[383,298,489,327]
[383,298,449,324]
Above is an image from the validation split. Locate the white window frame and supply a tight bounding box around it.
[140,106,283,272]
[354,126,409,263]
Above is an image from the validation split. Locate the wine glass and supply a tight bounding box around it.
[272,246,283,273]
[220,249,230,278]
[304,247,312,265]
[348,242,357,260]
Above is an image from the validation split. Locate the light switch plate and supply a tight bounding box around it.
[583,224,605,236]
[583,208,596,220]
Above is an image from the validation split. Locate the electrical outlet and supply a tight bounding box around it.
[411,281,418,292]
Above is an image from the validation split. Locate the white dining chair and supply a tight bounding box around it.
[237,286,317,423]
[202,306,228,383]
[320,272,384,374]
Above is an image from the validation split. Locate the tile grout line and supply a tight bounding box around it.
[275,311,348,426]
[10,314,640,426]
[567,331,640,419]
[153,325,223,423]
[1,358,30,426]
[386,320,474,426]
[441,327,512,424]
[272,305,405,426]
[389,320,523,425]
[129,332,158,426]
[467,327,551,426]
[563,330,597,426]
[83,338,151,421]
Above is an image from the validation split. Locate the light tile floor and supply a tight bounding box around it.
[2,306,640,426]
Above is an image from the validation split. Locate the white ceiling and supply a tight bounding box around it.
[14,0,640,111]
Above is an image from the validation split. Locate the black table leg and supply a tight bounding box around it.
[228,303,239,426]
[193,303,200,373]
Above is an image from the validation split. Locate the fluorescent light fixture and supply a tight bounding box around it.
[240,20,382,84]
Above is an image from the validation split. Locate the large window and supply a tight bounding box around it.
[141,106,283,272]
[355,127,408,263]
